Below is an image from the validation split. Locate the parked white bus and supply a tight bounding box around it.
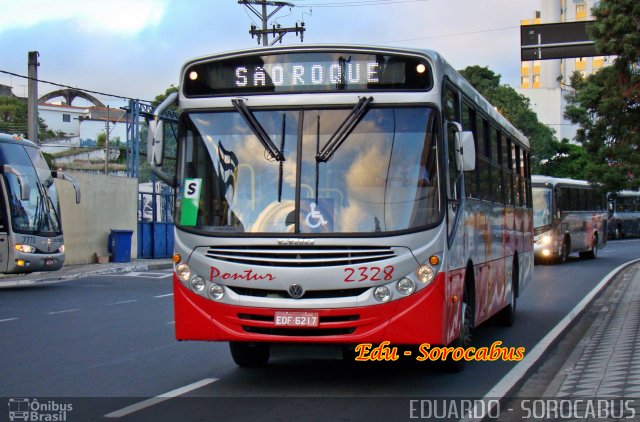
[148,45,533,369]
[0,133,80,274]
[607,190,640,239]
[533,175,606,263]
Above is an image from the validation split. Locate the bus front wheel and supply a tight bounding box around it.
[557,237,570,264]
[229,342,270,367]
[580,234,598,260]
[445,291,473,372]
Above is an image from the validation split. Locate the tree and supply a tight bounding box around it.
[0,96,28,135]
[458,66,559,172]
[563,0,640,192]
[0,96,60,141]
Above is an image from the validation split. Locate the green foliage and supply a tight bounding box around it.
[537,139,589,179]
[0,96,57,140]
[0,96,28,134]
[563,0,640,192]
[458,66,559,173]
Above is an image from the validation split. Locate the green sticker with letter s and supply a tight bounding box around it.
[180,178,202,226]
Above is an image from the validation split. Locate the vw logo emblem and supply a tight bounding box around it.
[288,284,305,299]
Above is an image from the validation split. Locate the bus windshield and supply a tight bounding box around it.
[179,106,441,235]
[533,186,552,229]
[0,142,62,235]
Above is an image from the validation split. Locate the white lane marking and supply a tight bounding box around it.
[459,257,640,422]
[48,308,81,315]
[104,378,218,418]
[105,300,138,306]
[153,293,173,298]
[0,317,19,323]
[121,272,172,279]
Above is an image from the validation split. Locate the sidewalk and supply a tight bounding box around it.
[0,258,173,288]
[546,261,640,399]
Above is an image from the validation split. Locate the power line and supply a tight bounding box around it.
[295,0,432,7]
[372,25,520,44]
[0,69,152,103]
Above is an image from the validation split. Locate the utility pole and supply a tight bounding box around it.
[105,106,110,175]
[27,51,39,144]
[238,0,306,46]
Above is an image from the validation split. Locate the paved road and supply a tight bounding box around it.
[1,239,638,421]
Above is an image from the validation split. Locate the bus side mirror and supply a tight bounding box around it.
[147,92,178,167]
[51,170,81,204]
[147,118,164,167]
[455,129,476,172]
[1,165,31,201]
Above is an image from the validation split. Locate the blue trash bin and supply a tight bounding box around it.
[108,229,133,263]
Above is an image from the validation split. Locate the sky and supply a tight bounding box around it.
[0,0,541,109]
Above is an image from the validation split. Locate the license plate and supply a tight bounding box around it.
[274,311,319,327]
[44,259,54,266]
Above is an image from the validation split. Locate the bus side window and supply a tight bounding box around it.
[0,193,5,231]
[462,102,478,199]
[444,84,460,201]
[477,116,492,201]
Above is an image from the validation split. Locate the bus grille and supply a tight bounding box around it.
[227,286,369,299]
[205,246,396,267]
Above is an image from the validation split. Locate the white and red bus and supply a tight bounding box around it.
[532,176,607,262]
[148,45,533,369]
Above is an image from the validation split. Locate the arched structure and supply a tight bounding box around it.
[39,89,105,107]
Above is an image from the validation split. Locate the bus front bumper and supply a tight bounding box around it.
[172,272,450,346]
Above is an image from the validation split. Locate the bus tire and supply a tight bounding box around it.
[557,237,570,264]
[445,288,473,373]
[229,342,270,367]
[615,226,623,239]
[580,234,598,260]
[495,258,518,327]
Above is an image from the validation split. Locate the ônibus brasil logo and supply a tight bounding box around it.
[8,398,73,422]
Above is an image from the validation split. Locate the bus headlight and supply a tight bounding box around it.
[176,263,191,281]
[373,286,391,303]
[14,244,35,253]
[540,235,552,245]
[209,284,225,301]
[190,275,206,293]
[397,278,415,296]
[58,245,65,253]
[416,264,435,284]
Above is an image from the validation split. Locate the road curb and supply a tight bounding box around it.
[459,257,640,422]
[0,261,173,288]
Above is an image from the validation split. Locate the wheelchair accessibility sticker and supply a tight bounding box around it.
[301,199,333,232]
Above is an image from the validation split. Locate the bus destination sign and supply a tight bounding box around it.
[183,52,432,96]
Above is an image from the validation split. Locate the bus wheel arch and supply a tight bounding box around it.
[444,261,475,372]
[495,253,518,327]
[581,232,598,259]
[558,234,571,263]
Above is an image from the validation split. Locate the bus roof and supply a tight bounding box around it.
[532,175,592,188]
[181,44,529,149]
[0,133,38,148]
[609,190,640,197]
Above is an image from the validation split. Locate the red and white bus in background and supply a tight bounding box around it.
[533,176,607,263]
[148,45,533,369]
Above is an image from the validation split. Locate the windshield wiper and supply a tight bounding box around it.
[231,98,285,162]
[316,96,373,163]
